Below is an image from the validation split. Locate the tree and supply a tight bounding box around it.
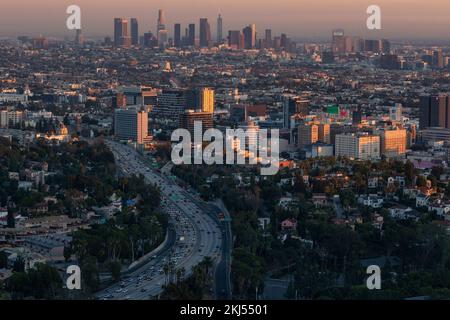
[12,256,25,273]
[404,160,415,185]
[6,263,62,299]
[81,256,100,292]
[63,246,72,262]
[416,176,427,188]
[110,261,122,281]
[0,251,8,269]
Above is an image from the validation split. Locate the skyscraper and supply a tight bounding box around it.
[352,107,362,125]
[153,89,187,125]
[228,30,242,49]
[420,95,450,129]
[298,123,319,149]
[114,18,124,47]
[179,110,214,137]
[217,14,223,43]
[200,88,215,113]
[156,9,168,47]
[433,48,444,69]
[242,24,256,49]
[265,29,272,48]
[158,30,168,49]
[280,33,288,49]
[188,24,196,46]
[75,29,84,46]
[157,9,166,33]
[199,18,211,48]
[318,123,331,144]
[130,18,139,46]
[114,18,131,48]
[332,29,345,54]
[174,23,181,48]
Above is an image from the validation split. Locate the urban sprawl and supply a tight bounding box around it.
[1,9,450,301]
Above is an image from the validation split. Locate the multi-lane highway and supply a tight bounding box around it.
[96,140,223,300]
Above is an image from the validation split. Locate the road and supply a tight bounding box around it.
[96,140,223,300]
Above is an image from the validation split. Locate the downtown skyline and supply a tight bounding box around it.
[1,0,450,42]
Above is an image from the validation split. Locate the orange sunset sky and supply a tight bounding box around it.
[0,0,449,40]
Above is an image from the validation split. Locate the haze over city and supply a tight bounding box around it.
[1,0,450,41]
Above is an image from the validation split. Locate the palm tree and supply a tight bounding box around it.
[163,263,170,286]
[176,267,186,284]
[201,257,214,276]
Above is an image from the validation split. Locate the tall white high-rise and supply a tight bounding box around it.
[335,133,380,160]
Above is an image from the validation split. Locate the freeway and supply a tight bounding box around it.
[96,140,223,300]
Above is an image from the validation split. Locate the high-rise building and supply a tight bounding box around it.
[420,95,450,129]
[75,29,84,46]
[364,39,382,53]
[114,107,148,144]
[114,18,131,47]
[298,123,319,149]
[200,88,215,113]
[381,39,391,53]
[265,29,272,48]
[352,107,362,125]
[174,23,181,47]
[283,96,308,129]
[344,36,354,53]
[335,133,380,160]
[114,18,124,47]
[421,127,450,144]
[332,29,345,54]
[217,14,223,43]
[379,128,407,158]
[199,18,211,48]
[130,18,139,45]
[157,9,166,32]
[379,54,400,70]
[318,123,331,144]
[179,110,214,137]
[228,30,242,49]
[280,33,288,49]
[0,110,8,128]
[0,110,26,128]
[143,31,157,47]
[389,103,403,122]
[158,30,168,48]
[283,96,297,129]
[188,24,196,46]
[156,9,168,47]
[242,24,256,49]
[433,48,444,69]
[153,89,187,125]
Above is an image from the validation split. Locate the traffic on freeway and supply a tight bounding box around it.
[96,140,223,300]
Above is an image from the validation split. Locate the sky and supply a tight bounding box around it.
[1,0,450,41]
